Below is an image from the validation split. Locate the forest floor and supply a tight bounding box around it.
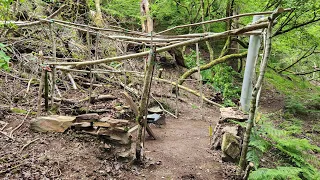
[0,66,307,180]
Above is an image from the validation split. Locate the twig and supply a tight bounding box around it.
[26,78,35,94]
[67,73,78,90]
[0,131,14,140]
[9,110,31,138]
[151,94,178,119]
[0,163,24,174]
[20,138,40,153]
[243,162,254,180]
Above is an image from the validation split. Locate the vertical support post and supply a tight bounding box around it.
[240,15,264,112]
[37,51,44,116]
[196,43,204,120]
[50,23,56,108]
[86,28,92,113]
[175,80,178,117]
[44,70,49,111]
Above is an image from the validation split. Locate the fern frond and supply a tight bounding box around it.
[249,166,303,180]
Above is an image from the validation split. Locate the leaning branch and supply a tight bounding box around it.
[178,51,248,85]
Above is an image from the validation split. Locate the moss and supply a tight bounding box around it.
[11,108,36,115]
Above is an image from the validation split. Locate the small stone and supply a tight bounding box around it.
[104,144,111,149]
[156,161,162,165]
[148,106,163,114]
[114,106,123,111]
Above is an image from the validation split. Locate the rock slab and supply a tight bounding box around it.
[31,115,76,132]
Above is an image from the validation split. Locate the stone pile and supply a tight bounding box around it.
[31,113,136,158]
[211,107,247,163]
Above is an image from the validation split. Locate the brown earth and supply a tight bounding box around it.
[0,68,233,179]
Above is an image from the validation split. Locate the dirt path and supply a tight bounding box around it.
[140,104,223,180]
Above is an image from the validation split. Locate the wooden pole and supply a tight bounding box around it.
[196,43,204,120]
[136,35,156,162]
[44,70,49,111]
[50,23,56,108]
[86,28,93,113]
[37,52,45,116]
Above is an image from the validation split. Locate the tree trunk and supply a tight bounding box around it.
[136,0,155,162]
[94,0,104,27]
[140,0,153,33]
[239,14,275,172]
[200,0,214,62]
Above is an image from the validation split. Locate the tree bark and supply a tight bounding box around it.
[135,47,156,162]
[140,0,153,33]
[200,0,214,62]
[94,0,104,27]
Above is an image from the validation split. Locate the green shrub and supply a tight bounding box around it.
[0,43,11,71]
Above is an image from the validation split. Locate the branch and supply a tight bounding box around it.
[278,45,317,73]
[293,68,320,75]
[178,51,248,85]
[156,8,291,35]
[273,17,320,37]
[46,21,269,67]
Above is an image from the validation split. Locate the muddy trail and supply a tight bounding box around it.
[141,106,223,180]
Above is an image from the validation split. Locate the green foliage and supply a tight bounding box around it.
[208,64,241,107]
[184,50,240,107]
[265,70,320,116]
[101,0,141,28]
[184,49,205,68]
[248,117,320,180]
[0,43,11,71]
[247,129,271,169]
[249,166,303,180]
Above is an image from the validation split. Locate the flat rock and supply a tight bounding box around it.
[219,107,248,122]
[75,113,99,122]
[93,122,111,128]
[98,129,131,145]
[99,118,129,127]
[72,122,92,130]
[31,115,76,133]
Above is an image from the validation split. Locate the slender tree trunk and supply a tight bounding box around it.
[136,0,154,162]
[239,15,275,172]
[140,0,153,33]
[200,0,214,61]
[94,0,104,27]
